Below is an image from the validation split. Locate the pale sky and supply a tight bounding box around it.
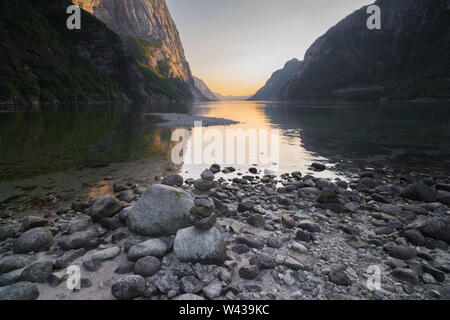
[166,0,374,96]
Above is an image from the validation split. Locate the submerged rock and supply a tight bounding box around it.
[127,184,194,236]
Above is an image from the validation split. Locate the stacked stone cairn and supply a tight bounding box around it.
[189,196,217,231]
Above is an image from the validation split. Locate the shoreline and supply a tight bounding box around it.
[147,113,240,128]
[0,162,449,300]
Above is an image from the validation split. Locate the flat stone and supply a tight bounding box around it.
[91,246,121,261]
[55,248,86,269]
[127,239,168,262]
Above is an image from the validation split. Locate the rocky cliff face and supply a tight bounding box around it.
[280,0,450,101]
[75,0,197,91]
[193,76,217,101]
[249,58,302,101]
[0,0,200,105]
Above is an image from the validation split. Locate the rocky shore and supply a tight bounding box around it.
[0,162,449,300]
[148,113,240,127]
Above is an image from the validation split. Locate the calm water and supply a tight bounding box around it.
[1,101,450,210]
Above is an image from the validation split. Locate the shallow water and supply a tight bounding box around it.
[1,101,450,211]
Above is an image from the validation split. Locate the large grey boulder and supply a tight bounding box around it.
[400,181,437,202]
[21,216,48,232]
[89,195,121,221]
[417,218,450,244]
[127,185,194,236]
[0,255,36,274]
[174,227,226,265]
[58,229,98,250]
[0,282,39,300]
[127,239,168,261]
[13,227,53,254]
[111,275,146,300]
[20,261,54,283]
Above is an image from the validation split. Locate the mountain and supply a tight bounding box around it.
[278,0,450,102]
[0,0,202,105]
[75,0,205,101]
[193,76,217,101]
[249,58,302,101]
[213,93,252,101]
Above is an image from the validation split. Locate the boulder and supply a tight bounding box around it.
[385,244,417,260]
[0,255,36,274]
[89,195,121,221]
[0,282,39,300]
[180,275,203,294]
[111,275,146,300]
[127,185,194,236]
[20,261,53,283]
[91,246,121,261]
[201,169,215,181]
[55,248,86,269]
[238,202,254,213]
[66,217,92,234]
[247,214,266,228]
[58,229,98,251]
[162,175,184,187]
[127,239,168,261]
[0,225,17,241]
[134,256,161,277]
[174,227,226,265]
[400,182,437,202]
[193,179,216,192]
[21,216,48,232]
[0,268,23,287]
[311,162,326,171]
[417,218,450,244]
[13,228,53,254]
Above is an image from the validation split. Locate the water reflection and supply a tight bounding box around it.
[1,101,449,211]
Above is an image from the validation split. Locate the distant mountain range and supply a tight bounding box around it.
[251,0,450,102]
[193,76,252,101]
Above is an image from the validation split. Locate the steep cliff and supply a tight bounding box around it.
[193,76,217,101]
[249,58,302,101]
[0,0,199,105]
[0,0,118,104]
[280,0,450,101]
[75,0,202,99]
